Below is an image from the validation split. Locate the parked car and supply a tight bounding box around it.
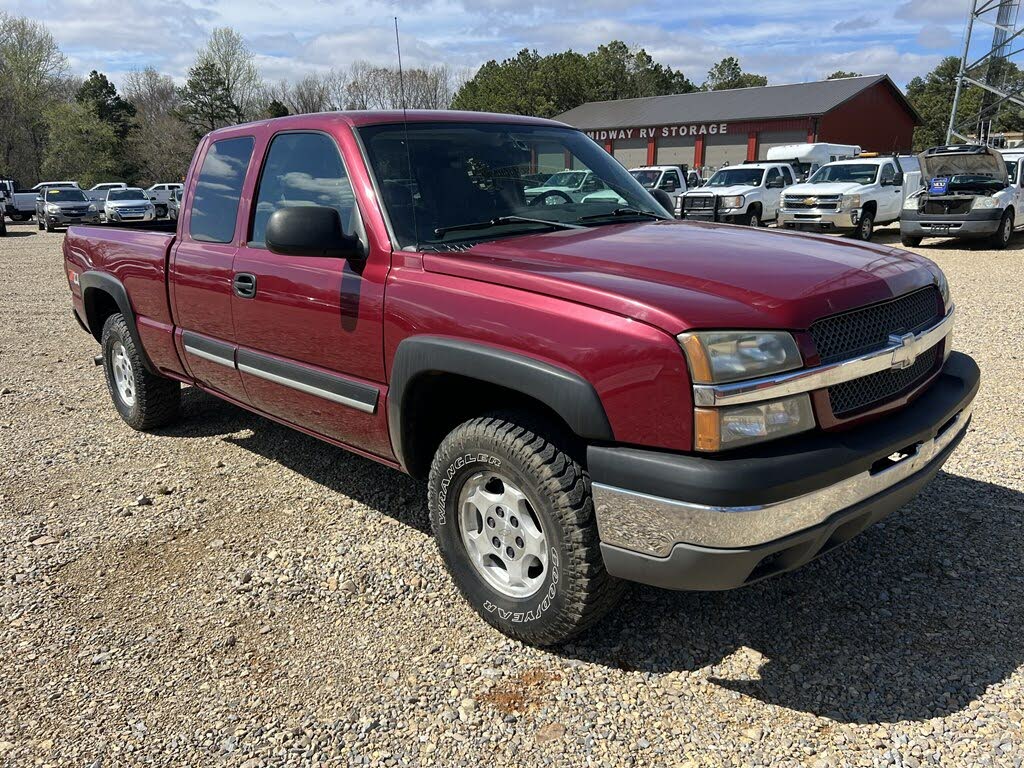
[63,111,977,646]
[0,183,8,236]
[36,187,100,231]
[1,179,40,221]
[167,186,182,220]
[900,145,1021,249]
[145,183,184,217]
[629,165,689,201]
[86,182,128,205]
[778,155,920,241]
[766,143,862,182]
[678,162,797,225]
[103,187,157,223]
[524,170,608,204]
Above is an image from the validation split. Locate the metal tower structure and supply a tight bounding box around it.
[947,0,1024,145]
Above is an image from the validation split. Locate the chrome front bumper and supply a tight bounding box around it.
[778,208,858,230]
[593,403,971,555]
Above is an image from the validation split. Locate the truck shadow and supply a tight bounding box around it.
[161,389,1021,724]
[561,470,1024,724]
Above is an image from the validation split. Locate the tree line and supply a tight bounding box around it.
[1,10,991,189]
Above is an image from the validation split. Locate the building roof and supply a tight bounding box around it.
[555,75,921,130]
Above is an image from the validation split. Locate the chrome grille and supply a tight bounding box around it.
[811,286,944,417]
[783,194,840,211]
[810,287,943,364]
[828,346,940,416]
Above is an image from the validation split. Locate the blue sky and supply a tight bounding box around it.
[6,0,972,89]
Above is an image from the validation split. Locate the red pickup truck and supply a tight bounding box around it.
[64,111,979,646]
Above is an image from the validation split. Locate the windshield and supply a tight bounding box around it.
[46,189,88,202]
[705,168,764,187]
[108,189,146,201]
[630,170,662,188]
[358,122,667,250]
[808,163,879,184]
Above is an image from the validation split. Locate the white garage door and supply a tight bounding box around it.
[757,130,808,160]
[702,133,748,171]
[613,138,647,169]
[655,134,696,168]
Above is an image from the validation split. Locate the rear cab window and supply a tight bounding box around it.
[190,136,255,243]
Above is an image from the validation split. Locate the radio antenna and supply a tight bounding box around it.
[394,16,419,251]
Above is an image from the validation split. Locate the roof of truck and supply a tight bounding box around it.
[205,110,569,139]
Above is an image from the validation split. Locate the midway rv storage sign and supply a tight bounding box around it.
[585,124,730,141]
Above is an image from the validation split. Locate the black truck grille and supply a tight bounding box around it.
[810,286,944,417]
[684,196,715,211]
[828,346,940,415]
[923,198,972,216]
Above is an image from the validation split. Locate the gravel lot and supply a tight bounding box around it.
[1,219,1022,767]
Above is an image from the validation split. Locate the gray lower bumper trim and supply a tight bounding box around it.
[593,405,971,555]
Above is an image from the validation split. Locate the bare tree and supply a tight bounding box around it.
[123,67,195,185]
[0,13,69,184]
[341,61,456,110]
[196,27,262,122]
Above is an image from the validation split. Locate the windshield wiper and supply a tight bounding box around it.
[434,216,584,237]
[576,207,666,223]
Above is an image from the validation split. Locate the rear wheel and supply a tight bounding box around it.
[850,209,874,241]
[101,314,181,430]
[989,210,1014,249]
[428,414,624,646]
[900,234,922,248]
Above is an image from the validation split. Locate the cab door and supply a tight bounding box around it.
[878,162,902,222]
[229,130,392,459]
[763,167,785,219]
[169,135,255,404]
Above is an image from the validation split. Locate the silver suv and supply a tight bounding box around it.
[36,187,100,231]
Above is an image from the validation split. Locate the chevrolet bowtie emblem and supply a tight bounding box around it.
[803,197,818,206]
[889,332,919,369]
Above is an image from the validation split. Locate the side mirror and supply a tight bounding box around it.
[892,172,904,186]
[265,206,362,260]
[651,189,674,216]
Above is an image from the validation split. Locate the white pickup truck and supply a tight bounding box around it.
[677,162,796,225]
[85,182,128,204]
[765,143,861,183]
[778,156,921,241]
[900,144,1023,249]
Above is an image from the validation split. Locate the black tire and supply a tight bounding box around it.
[0,217,6,236]
[850,209,874,241]
[900,234,922,248]
[743,208,761,227]
[38,217,45,230]
[12,213,29,222]
[101,314,181,431]
[44,217,54,232]
[989,210,1014,249]
[428,414,624,646]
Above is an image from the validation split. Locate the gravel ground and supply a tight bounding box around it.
[1,219,1022,768]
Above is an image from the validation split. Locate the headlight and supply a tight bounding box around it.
[971,196,998,209]
[679,330,803,384]
[695,394,815,451]
[46,204,60,214]
[841,194,861,211]
[720,195,744,209]
[88,203,97,212]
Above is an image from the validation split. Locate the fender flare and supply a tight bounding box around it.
[388,336,614,470]
[78,271,157,373]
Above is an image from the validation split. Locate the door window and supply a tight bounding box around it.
[781,166,794,186]
[189,136,255,244]
[659,171,681,191]
[880,163,897,185]
[766,167,782,188]
[250,132,355,246]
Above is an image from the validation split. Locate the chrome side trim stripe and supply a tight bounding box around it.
[693,306,955,407]
[182,331,235,369]
[592,404,972,554]
[185,345,235,368]
[236,349,378,414]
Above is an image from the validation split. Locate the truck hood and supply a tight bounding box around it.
[685,184,756,198]
[783,181,864,197]
[919,146,1007,185]
[422,221,939,333]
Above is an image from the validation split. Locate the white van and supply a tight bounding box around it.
[765,143,861,183]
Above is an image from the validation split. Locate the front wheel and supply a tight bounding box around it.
[742,208,761,227]
[850,210,874,241]
[428,414,624,646]
[900,234,922,248]
[44,217,54,232]
[989,210,1014,249]
[101,314,181,430]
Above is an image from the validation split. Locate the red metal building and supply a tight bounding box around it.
[554,75,921,172]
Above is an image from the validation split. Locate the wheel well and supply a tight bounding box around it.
[862,200,877,216]
[83,287,120,343]
[748,202,762,215]
[399,371,582,480]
